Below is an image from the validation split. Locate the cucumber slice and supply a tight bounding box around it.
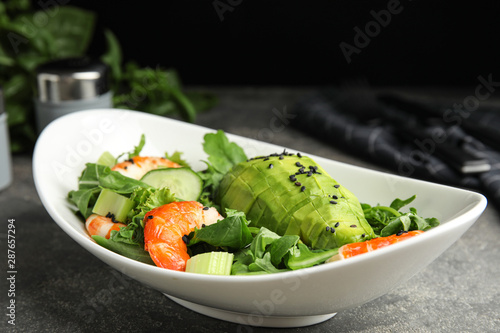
[92,188,134,222]
[96,151,116,167]
[140,167,202,201]
[185,252,234,275]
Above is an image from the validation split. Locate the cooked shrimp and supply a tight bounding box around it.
[86,214,127,239]
[111,156,181,180]
[327,230,424,262]
[143,201,223,271]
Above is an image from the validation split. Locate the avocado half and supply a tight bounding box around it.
[216,151,376,249]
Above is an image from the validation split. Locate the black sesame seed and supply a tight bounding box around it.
[307,172,312,177]
[147,215,154,219]
[279,155,284,160]
[289,175,297,181]
[296,162,303,167]
[361,233,366,238]
[350,224,357,228]
[326,226,330,231]
[331,195,338,199]
[203,206,209,210]
[334,184,340,188]
[299,167,305,173]
[297,153,302,158]
[335,222,340,227]
[269,163,273,169]
[182,235,189,244]
[301,186,306,192]
[295,182,301,186]
[330,228,335,233]
[201,223,206,228]
[264,157,269,161]
[330,200,337,204]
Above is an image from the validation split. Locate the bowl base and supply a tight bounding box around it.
[165,294,336,328]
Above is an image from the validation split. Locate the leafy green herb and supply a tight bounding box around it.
[0,3,97,152]
[0,3,217,153]
[198,130,247,207]
[165,151,191,168]
[362,195,440,237]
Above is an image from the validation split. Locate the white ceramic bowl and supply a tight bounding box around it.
[33,109,487,328]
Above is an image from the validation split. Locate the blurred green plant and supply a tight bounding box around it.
[0,0,217,153]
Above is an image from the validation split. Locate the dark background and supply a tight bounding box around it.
[37,1,500,87]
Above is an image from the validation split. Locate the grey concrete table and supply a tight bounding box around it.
[1,87,499,332]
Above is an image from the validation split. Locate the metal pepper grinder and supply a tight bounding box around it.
[0,86,13,191]
[34,57,113,133]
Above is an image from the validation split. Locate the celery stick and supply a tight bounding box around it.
[92,188,134,222]
[96,151,116,167]
[185,252,234,275]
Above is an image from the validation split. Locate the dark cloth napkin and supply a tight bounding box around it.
[291,88,500,209]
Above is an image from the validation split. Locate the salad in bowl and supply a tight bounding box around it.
[33,109,486,327]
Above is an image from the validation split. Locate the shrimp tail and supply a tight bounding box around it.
[85,214,127,239]
[143,201,223,271]
[327,230,424,262]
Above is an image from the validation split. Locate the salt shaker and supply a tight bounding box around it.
[34,57,113,133]
[0,86,13,191]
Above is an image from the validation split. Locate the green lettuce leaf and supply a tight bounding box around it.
[108,187,176,246]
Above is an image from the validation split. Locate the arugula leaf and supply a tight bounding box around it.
[285,243,338,270]
[267,235,300,267]
[231,250,265,275]
[188,210,253,251]
[390,195,417,211]
[248,252,289,274]
[250,227,281,259]
[230,226,335,274]
[92,235,154,265]
[362,195,440,236]
[129,134,146,159]
[68,163,152,219]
